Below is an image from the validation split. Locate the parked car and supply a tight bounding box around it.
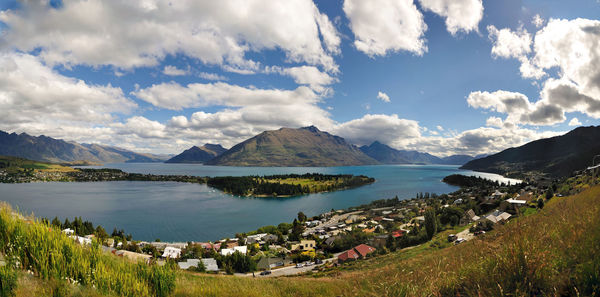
[304,261,314,266]
[474,230,486,236]
[259,270,271,276]
[454,238,466,245]
[295,263,304,268]
[315,258,323,264]
[447,234,457,242]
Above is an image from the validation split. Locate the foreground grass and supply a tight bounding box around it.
[175,186,600,296]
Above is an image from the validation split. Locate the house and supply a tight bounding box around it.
[491,190,506,199]
[291,240,316,251]
[338,244,376,263]
[178,259,201,270]
[197,242,220,251]
[262,234,278,243]
[115,250,152,263]
[371,235,388,248]
[257,257,293,270]
[162,247,182,259]
[220,245,247,256]
[70,235,92,245]
[177,258,218,271]
[485,210,512,223]
[337,249,360,263]
[246,233,267,244]
[391,230,406,238]
[460,209,480,225]
[62,228,74,235]
[324,236,338,246]
[506,198,527,205]
[354,244,376,258]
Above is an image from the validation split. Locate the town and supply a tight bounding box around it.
[49,172,570,278]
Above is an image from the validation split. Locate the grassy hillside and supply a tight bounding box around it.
[174,185,600,296]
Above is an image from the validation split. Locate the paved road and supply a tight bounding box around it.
[305,211,363,234]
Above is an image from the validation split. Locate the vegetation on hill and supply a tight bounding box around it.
[0,204,176,297]
[205,126,378,167]
[461,125,600,177]
[206,173,375,196]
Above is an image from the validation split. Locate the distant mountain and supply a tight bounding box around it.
[440,154,476,165]
[0,130,167,164]
[165,144,227,163]
[205,126,379,167]
[461,126,600,177]
[359,141,475,165]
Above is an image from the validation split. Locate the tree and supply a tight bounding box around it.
[95,226,108,244]
[424,209,437,239]
[545,189,554,200]
[297,211,307,222]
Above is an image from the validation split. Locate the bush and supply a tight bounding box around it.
[0,266,17,297]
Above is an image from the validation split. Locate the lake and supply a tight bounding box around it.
[0,164,518,242]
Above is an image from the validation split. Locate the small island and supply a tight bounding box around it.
[0,156,374,197]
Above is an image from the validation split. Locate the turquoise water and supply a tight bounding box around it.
[0,164,518,242]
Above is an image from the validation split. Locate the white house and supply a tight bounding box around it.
[70,235,92,245]
[220,245,247,256]
[506,199,527,205]
[62,228,74,235]
[485,210,512,223]
[162,246,182,259]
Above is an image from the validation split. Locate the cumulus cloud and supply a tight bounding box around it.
[377,91,391,102]
[485,116,503,128]
[0,52,135,134]
[0,0,340,73]
[532,14,544,28]
[332,114,421,146]
[266,65,337,93]
[568,117,582,126]
[487,25,532,59]
[418,0,483,35]
[436,125,444,131]
[343,0,427,56]
[162,65,189,76]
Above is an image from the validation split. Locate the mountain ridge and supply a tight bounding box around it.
[165,144,227,163]
[461,126,600,177]
[0,130,167,164]
[359,141,475,165]
[205,126,379,167]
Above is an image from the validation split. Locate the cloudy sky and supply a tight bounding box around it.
[0,0,599,156]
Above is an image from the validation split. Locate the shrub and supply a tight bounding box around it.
[0,265,17,297]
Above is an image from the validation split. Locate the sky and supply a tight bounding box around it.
[0,0,599,157]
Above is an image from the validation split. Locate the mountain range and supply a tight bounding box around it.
[358,141,476,165]
[165,144,227,163]
[461,126,600,177]
[0,130,168,164]
[205,126,378,167]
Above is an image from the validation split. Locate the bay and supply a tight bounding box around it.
[0,164,518,242]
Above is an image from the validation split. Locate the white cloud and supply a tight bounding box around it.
[568,117,582,126]
[266,65,337,93]
[0,0,340,72]
[377,91,391,102]
[436,125,444,131]
[343,0,427,57]
[418,0,483,35]
[532,14,545,28]
[198,72,228,81]
[0,52,135,134]
[485,116,503,128]
[487,25,532,59]
[332,114,421,146]
[163,65,189,76]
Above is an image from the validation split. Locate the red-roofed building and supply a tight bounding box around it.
[337,249,360,263]
[354,244,376,258]
[391,230,406,238]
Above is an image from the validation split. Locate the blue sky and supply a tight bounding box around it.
[0,0,599,156]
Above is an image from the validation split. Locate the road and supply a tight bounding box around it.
[244,253,342,278]
[305,211,363,234]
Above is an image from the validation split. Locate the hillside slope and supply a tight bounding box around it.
[165,144,227,163]
[0,130,166,163]
[461,126,600,177]
[205,126,379,167]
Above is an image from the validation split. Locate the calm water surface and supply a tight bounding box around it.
[0,164,518,242]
